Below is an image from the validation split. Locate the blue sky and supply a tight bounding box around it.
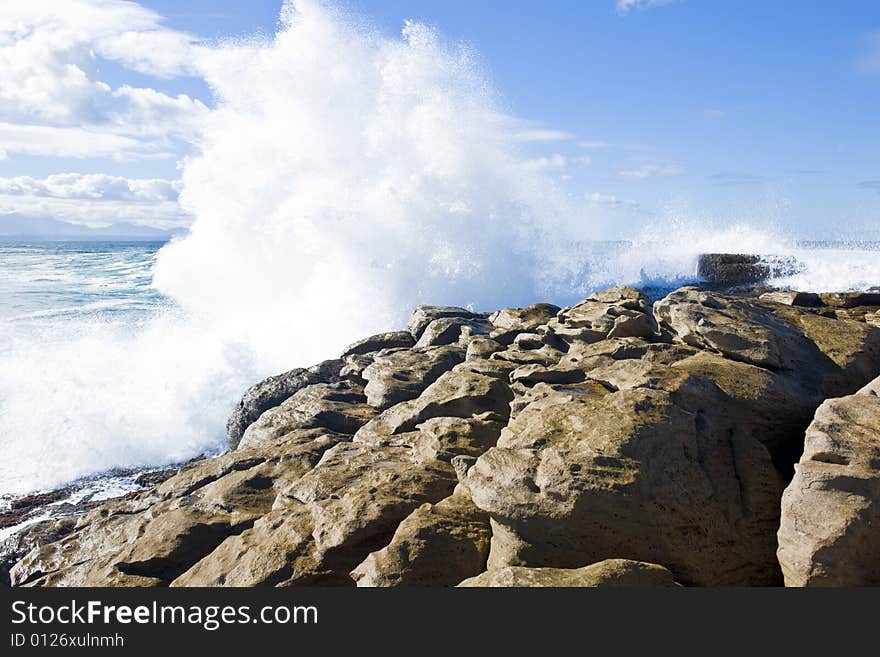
[1,0,878,237]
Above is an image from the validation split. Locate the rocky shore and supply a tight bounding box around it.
[4,284,880,587]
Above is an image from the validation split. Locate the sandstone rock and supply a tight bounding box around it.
[549,286,656,344]
[355,369,513,444]
[175,443,458,586]
[12,429,342,586]
[488,303,561,344]
[414,317,491,348]
[239,380,375,447]
[467,365,786,586]
[655,287,880,399]
[226,358,343,449]
[777,378,880,586]
[466,337,503,360]
[341,331,415,357]
[457,559,676,587]
[361,346,464,410]
[351,487,491,587]
[408,306,485,340]
[15,285,880,589]
[380,413,507,464]
[490,344,565,367]
[759,290,822,307]
[489,303,561,332]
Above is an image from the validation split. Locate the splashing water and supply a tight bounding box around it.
[1,1,878,496]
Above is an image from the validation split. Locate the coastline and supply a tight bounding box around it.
[4,278,879,587]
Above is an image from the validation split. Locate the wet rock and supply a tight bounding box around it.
[457,559,676,587]
[12,429,342,587]
[777,377,880,586]
[698,254,802,286]
[0,518,76,587]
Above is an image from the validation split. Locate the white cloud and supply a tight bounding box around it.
[0,0,206,160]
[619,163,683,179]
[111,86,208,139]
[857,31,880,74]
[0,173,188,227]
[616,0,675,15]
[0,173,181,201]
[0,122,165,159]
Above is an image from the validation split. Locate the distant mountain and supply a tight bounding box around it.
[0,214,186,241]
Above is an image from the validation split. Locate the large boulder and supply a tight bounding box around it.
[655,287,880,468]
[457,559,676,587]
[777,377,880,586]
[466,360,786,586]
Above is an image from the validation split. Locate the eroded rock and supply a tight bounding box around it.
[777,377,880,586]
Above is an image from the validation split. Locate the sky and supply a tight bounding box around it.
[0,0,878,237]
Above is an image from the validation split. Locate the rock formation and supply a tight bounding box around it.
[777,374,880,586]
[6,284,880,587]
